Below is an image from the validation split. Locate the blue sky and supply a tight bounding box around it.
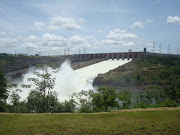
[0,0,180,55]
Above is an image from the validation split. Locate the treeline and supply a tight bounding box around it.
[1,86,179,113]
[1,76,179,113]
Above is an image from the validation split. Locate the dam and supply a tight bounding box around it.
[8,58,132,102]
[6,48,152,102]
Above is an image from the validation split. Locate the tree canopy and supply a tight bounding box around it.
[91,87,117,112]
[0,68,8,112]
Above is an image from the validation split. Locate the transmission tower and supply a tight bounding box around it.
[177,45,179,54]
[68,48,69,55]
[84,48,85,54]
[168,44,170,54]
[159,43,162,53]
[27,48,29,55]
[153,42,155,53]
[79,49,81,54]
[64,49,66,55]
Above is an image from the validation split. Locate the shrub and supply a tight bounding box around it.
[135,103,146,108]
[163,99,177,107]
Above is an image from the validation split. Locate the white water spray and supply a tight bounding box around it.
[54,59,131,101]
[53,60,82,101]
[8,59,131,102]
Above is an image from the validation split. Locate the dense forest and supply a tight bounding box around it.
[0,55,180,113]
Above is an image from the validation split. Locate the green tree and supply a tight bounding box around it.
[118,90,132,109]
[10,89,21,106]
[165,78,180,103]
[55,102,65,113]
[5,83,30,113]
[71,90,93,113]
[25,66,58,112]
[26,86,59,113]
[145,85,166,104]
[63,99,76,113]
[137,91,147,105]
[47,91,59,113]
[0,68,8,112]
[27,90,44,113]
[91,87,117,112]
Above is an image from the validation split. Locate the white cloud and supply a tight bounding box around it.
[131,21,144,29]
[70,35,92,51]
[106,29,138,40]
[82,35,94,39]
[167,16,180,25]
[122,42,135,46]
[131,19,153,30]
[48,16,80,30]
[30,16,83,31]
[41,33,68,47]
[22,36,38,48]
[146,19,153,23]
[0,38,18,47]
[21,33,68,49]
[22,42,37,48]
[145,42,154,46]
[103,39,124,45]
[33,21,46,30]
[19,34,93,55]
[94,39,135,47]
[92,29,138,48]
[70,35,93,43]
[25,36,37,42]
[70,36,87,43]
[0,32,6,36]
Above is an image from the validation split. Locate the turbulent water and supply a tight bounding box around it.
[8,59,131,102]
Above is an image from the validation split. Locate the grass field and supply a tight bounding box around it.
[0,107,180,135]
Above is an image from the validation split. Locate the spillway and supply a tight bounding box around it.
[8,59,131,102]
[76,59,131,90]
[54,59,131,101]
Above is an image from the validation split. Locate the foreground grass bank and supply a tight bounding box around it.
[0,107,180,135]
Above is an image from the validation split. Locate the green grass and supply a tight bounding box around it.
[0,108,180,135]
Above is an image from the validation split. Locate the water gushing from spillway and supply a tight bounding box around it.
[8,59,131,102]
[52,59,131,101]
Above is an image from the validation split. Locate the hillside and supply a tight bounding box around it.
[93,55,180,91]
[0,54,72,73]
